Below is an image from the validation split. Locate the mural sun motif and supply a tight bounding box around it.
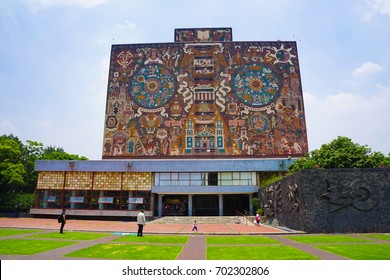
[234,64,279,107]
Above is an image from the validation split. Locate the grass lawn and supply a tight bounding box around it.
[0,228,41,237]
[361,234,390,241]
[207,236,280,244]
[207,245,319,260]
[285,235,368,243]
[316,244,390,260]
[66,243,183,260]
[28,231,111,240]
[0,239,77,255]
[113,235,189,244]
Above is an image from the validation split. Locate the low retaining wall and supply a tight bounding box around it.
[259,169,390,233]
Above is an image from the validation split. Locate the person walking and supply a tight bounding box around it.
[137,210,146,237]
[59,209,66,233]
[192,220,198,231]
[255,213,260,227]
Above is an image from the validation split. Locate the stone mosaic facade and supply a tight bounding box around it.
[103,28,308,159]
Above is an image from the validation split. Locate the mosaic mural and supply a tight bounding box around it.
[103,28,308,158]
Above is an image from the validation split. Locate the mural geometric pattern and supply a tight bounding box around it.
[103,28,308,159]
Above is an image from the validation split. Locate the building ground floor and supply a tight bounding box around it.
[159,194,251,216]
[30,159,291,218]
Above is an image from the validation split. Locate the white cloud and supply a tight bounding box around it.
[0,120,20,135]
[20,0,109,13]
[369,0,390,16]
[116,20,137,30]
[303,86,390,154]
[352,62,383,77]
[356,0,390,21]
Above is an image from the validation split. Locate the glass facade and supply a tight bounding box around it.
[154,172,256,186]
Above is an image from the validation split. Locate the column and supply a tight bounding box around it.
[249,194,253,215]
[218,194,223,216]
[71,190,76,209]
[128,191,133,210]
[158,194,163,217]
[150,193,154,215]
[99,190,104,210]
[43,190,48,209]
[188,194,193,216]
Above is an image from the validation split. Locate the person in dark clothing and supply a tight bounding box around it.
[192,220,198,231]
[59,209,66,233]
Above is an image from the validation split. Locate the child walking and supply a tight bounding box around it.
[192,220,198,231]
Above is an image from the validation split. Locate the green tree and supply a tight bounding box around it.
[289,136,387,173]
[0,136,26,193]
[0,134,88,211]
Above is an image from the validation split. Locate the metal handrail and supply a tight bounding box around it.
[236,210,255,226]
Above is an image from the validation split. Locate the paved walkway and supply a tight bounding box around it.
[0,217,288,235]
[1,217,384,260]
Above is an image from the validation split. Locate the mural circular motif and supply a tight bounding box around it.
[130,65,175,108]
[249,113,270,133]
[106,116,117,129]
[233,64,279,106]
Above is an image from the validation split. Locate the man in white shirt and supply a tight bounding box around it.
[137,210,146,237]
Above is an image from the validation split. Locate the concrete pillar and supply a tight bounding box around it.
[99,191,104,210]
[188,194,193,216]
[150,193,154,215]
[128,191,133,210]
[158,194,163,217]
[71,190,76,209]
[249,193,253,215]
[218,194,223,216]
[43,190,48,209]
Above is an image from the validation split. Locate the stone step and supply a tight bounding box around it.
[148,216,242,224]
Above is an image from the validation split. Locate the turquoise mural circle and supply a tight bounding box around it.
[233,64,279,106]
[249,114,270,133]
[130,65,175,108]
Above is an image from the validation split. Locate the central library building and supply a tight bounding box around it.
[31,28,308,219]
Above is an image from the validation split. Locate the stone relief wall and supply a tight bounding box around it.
[259,169,390,233]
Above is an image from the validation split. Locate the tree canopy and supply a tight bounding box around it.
[0,134,88,211]
[288,136,389,173]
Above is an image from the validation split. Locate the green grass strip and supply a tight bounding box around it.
[0,239,77,255]
[316,244,390,260]
[28,231,111,240]
[66,243,183,260]
[113,235,189,244]
[360,234,390,241]
[0,228,41,237]
[207,245,319,260]
[207,236,280,244]
[286,235,367,243]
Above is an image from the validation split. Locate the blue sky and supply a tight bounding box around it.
[1,0,389,159]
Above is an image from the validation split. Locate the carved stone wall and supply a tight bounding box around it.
[259,169,390,233]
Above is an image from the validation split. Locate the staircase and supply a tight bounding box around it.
[148,216,241,224]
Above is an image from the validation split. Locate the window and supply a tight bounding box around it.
[220,172,253,186]
[178,173,190,186]
[128,197,144,204]
[191,173,203,186]
[208,172,218,186]
[69,196,84,203]
[47,196,56,202]
[98,197,114,203]
[240,172,252,185]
